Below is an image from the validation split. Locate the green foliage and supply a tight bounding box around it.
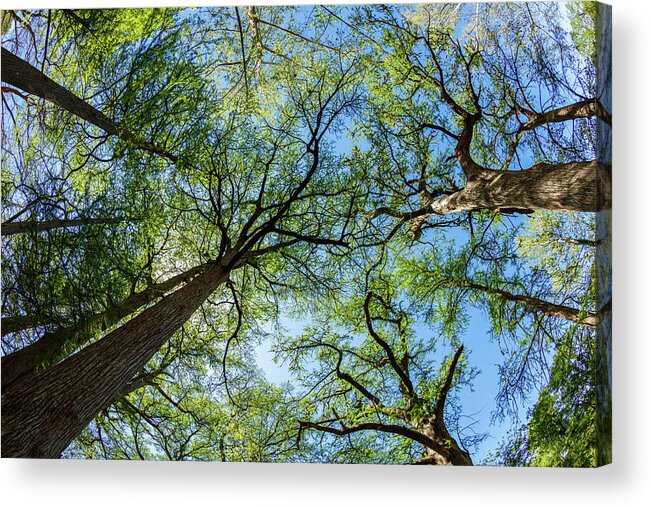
[516,210,596,293]
[2,3,605,464]
[489,328,597,467]
[567,2,599,64]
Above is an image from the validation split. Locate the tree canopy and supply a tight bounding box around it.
[1,2,610,465]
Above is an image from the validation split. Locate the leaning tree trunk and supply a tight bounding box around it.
[1,47,177,163]
[429,161,611,215]
[1,314,41,335]
[517,98,612,134]
[463,282,609,328]
[1,262,209,389]
[1,261,228,458]
[1,217,125,236]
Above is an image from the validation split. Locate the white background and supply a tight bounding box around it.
[1,0,649,505]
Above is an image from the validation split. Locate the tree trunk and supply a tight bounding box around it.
[415,416,473,466]
[1,47,177,163]
[1,263,209,390]
[464,282,605,328]
[1,261,228,458]
[518,98,612,134]
[1,314,40,334]
[413,345,472,466]
[429,161,611,215]
[1,217,124,236]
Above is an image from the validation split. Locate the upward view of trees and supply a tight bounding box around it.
[1,2,610,465]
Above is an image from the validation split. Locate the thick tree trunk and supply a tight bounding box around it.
[464,282,605,328]
[1,47,177,163]
[1,261,228,458]
[415,417,473,466]
[1,263,209,390]
[429,161,611,214]
[1,217,124,236]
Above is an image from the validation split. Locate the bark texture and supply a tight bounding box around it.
[428,162,611,215]
[1,261,227,458]
[1,263,209,390]
[415,417,473,466]
[1,47,177,163]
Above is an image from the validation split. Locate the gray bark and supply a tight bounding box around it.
[517,98,612,135]
[428,161,611,215]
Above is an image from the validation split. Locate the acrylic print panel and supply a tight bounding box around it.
[0,2,611,466]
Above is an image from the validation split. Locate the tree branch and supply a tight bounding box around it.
[364,292,415,397]
[434,345,464,419]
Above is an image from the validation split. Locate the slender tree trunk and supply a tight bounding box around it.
[464,282,606,328]
[429,161,611,214]
[1,314,40,334]
[518,98,612,134]
[1,217,125,236]
[1,47,177,163]
[1,262,209,390]
[1,47,117,133]
[556,237,601,247]
[1,261,228,458]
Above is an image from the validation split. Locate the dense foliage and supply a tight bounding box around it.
[1,3,610,465]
